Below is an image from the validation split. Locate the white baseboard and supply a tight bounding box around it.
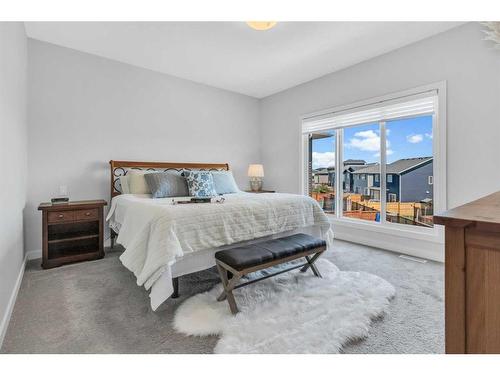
[0,253,27,350]
[26,249,42,260]
[335,231,444,262]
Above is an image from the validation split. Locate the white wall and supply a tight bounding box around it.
[260,22,500,260]
[0,23,28,344]
[25,39,261,254]
[20,22,500,259]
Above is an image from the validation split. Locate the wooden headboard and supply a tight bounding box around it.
[109,160,230,198]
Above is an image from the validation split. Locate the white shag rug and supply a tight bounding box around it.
[173,259,395,353]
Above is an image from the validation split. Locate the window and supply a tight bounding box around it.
[343,123,380,222]
[385,116,434,227]
[308,130,335,214]
[303,86,443,233]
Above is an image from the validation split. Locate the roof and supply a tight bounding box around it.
[310,132,333,140]
[343,159,366,166]
[312,168,329,175]
[352,157,432,175]
[326,163,373,173]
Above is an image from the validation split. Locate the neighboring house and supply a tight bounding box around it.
[326,159,368,190]
[344,162,377,193]
[312,168,330,185]
[351,157,433,202]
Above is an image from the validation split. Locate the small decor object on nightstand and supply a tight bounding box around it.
[50,197,69,205]
[248,164,264,192]
[38,199,107,269]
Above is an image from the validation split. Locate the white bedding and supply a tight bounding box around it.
[107,192,334,310]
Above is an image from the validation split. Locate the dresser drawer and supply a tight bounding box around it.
[48,210,75,223]
[75,208,99,221]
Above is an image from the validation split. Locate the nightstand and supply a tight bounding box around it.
[244,190,276,193]
[38,200,107,269]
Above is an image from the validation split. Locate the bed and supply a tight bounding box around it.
[107,160,334,310]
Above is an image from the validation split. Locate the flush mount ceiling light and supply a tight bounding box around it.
[246,21,277,31]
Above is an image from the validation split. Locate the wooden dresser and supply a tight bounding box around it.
[435,191,500,353]
[38,200,107,269]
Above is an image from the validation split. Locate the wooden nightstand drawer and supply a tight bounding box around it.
[75,208,98,221]
[48,210,75,223]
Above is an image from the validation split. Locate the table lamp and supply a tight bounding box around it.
[248,164,264,192]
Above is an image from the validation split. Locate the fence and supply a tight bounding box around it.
[349,201,433,227]
[311,191,433,227]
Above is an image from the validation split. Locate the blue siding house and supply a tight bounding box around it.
[322,159,368,190]
[351,157,433,202]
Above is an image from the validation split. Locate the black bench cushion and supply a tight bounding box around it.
[215,233,326,271]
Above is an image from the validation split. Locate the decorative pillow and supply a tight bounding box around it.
[144,172,189,198]
[183,170,218,197]
[211,170,240,195]
[127,170,152,194]
[120,175,130,194]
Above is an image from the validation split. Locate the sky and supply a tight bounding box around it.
[311,115,433,169]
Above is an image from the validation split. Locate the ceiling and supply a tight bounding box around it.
[25,22,464,98]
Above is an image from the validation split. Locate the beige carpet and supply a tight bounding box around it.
[1,240,444,353]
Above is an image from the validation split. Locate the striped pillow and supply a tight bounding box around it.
[144,172,189,198]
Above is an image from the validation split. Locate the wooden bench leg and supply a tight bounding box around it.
[216,263,229,301]
[300,252,323,278]
[216,263,240,314]
[171,277,179,298]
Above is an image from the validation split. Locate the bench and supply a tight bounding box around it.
[214,233,327,314]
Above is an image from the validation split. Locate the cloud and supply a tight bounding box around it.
[407,134,423,144]
[312,152,335,169]
[354,130,378,139]
[348,130,381,152]
[347,129,392,156]
[425,132,433,139]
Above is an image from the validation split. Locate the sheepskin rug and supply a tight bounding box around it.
[173,259,395,353]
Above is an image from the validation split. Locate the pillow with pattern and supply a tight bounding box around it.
[183,170,218,197]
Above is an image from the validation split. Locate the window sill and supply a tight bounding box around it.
[328,215,444,244]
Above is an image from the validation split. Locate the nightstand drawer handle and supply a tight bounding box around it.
[58,214,64,218]
[85,212,90,216]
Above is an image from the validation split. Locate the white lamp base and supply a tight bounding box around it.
[250,178,263,192]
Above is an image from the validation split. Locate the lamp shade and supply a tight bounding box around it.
[246,22,277,31]
[248,164,264,178]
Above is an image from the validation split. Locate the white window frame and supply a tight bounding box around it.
[387,174,393,183]
[300,82,447,241]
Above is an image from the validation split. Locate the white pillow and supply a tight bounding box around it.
[127,170,151,194]
[120,175,130,194]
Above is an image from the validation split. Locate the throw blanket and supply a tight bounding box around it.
[112,193,333,309]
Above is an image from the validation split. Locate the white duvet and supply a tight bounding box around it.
[107,192,333,310]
